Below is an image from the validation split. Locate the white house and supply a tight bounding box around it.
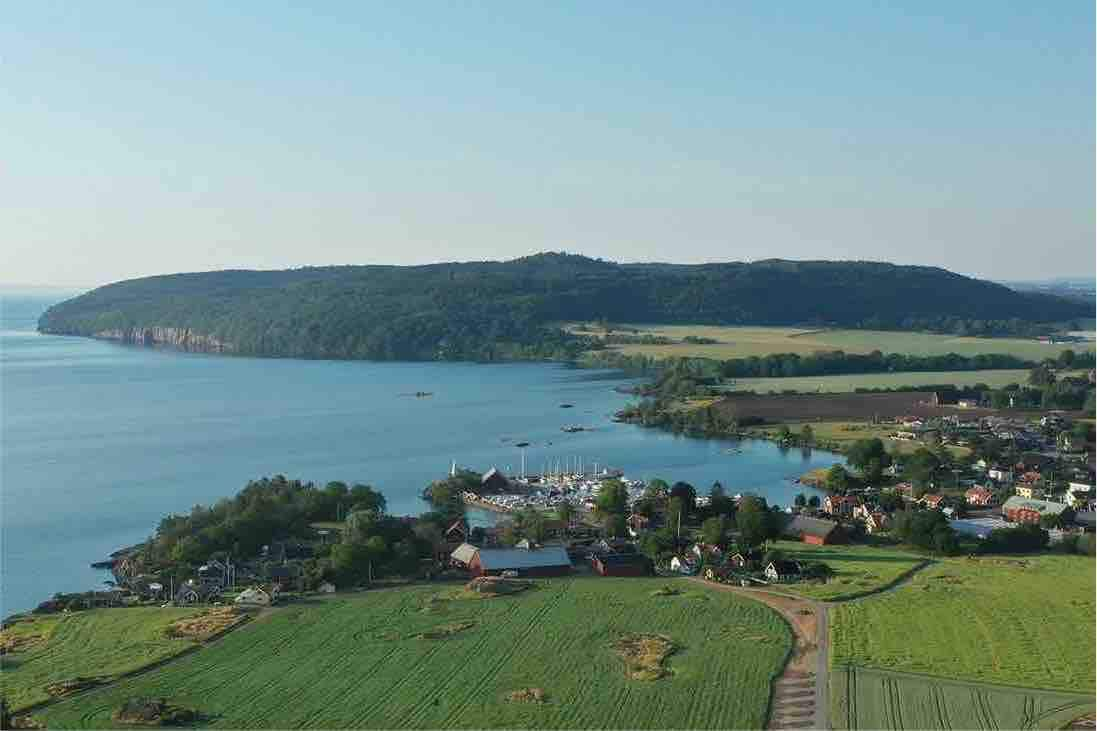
[764,560,802,583]
[234,587,272,607]
[317,581,336,594]
[669,556,698,575]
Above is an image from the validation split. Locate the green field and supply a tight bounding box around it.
[766,541,928,602]
[574,324,1091,361]
[832,665,1095,730]
[728,369,1034,394]
[36,578,792,729]
[830,555,1096,692]
[757,420,970,457]
[1,607,205,710]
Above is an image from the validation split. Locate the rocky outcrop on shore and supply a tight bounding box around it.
[92,327,234,353]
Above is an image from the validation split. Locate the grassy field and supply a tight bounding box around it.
[1,607,205,710]
[766,541,928,602]
[757,420,969,457]
[37,578,792,729]
[830,554,1096,692]
[831,665,1095,730]
[727,369,1034,394]
[573,324,1092,360]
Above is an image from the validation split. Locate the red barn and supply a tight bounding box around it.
[781,515,846,545]
[463,545,572,578]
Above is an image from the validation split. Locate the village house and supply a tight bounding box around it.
[862,511,890,534]
[965,485,995,507]
[1015,483,1045,500]
[987,465,1012,483]
[669,555,698,575]
[1002,496,1070,525]
[921,493,946,510]
[591,552,652,577]
[781,515,846,545]
[317,581,336,594]
[728,549,762,570]
[823,494,860,518]
[234,587,272,607]
[764,560,802,583]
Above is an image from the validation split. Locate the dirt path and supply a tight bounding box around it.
[686,578,827,730]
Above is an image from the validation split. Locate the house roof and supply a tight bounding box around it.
[781,515,840,540]
[1002,496,1069,516]
[596,553,650,567]
[767,560,802,574]
[475,544,571,570]
[451,543,479,564]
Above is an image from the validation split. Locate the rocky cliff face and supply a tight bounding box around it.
[93,326,235,353]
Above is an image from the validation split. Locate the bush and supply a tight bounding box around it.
[980,524,1049,554]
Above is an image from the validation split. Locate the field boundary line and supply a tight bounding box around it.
[831,663,1097,699]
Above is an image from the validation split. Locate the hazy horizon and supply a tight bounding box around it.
[6,2,1094,288]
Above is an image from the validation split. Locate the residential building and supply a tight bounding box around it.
[1002,496,1070,524]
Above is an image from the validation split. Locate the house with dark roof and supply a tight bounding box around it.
[592,552,652,577]
[781,515,846,545]
[765,560,802,583]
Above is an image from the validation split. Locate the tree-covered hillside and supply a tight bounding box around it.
[38,253,1090,361]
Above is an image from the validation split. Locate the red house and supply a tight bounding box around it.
[592,553,652,577]
[781,515,846,545]
[965,486,995,507]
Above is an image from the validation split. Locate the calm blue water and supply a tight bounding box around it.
[1,295,836,616]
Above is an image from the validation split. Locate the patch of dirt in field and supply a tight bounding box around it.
[417,621,476,640]
[8,714,46,729]
[650,585,682,597]
[419,595,450,613]
[166,607,242,640]
[506,688,547,704]
[45,676,111,697]
[113,697,200,726]
[0,629,46,655]
[461,577,531,598]
[614,634,676,681]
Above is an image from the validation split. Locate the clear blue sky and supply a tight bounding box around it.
[4,1,1094,287]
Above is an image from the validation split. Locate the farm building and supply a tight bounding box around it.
[235,587,272,607]
[450,542,479,568]
[965,485,995,507]
[764,560,802,583]
[1002,496,1069,525]
[591,552,652,577]
[921,494,946,509]
[781,515,846,545]
[461,544,572,578]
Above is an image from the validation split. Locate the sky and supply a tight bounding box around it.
[4,1,1094,289]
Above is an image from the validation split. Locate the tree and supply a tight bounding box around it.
[595,479,629,518]
[761,547,785,567]
[1058,349,1076,369]
[349,483,386,514]
[800,424,814,445]
[603,512,627,539]
[708,482,735,518]
[701,516,728,547]
[514,507,546,543]
[344,509,380,545]
[556,501,575,532]
[1028,364,1056,387]
[645,478,670,498]
[846,438,892,483]
[904,448,942,489]
[825,464,853,494]
[737,496,777,548]
[669,482,697,515]
[807,495,821,509]
[794,493,807,508]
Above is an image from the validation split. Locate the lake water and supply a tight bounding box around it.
[1,295,837,616]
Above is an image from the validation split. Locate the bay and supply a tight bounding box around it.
[1,295,836,616]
